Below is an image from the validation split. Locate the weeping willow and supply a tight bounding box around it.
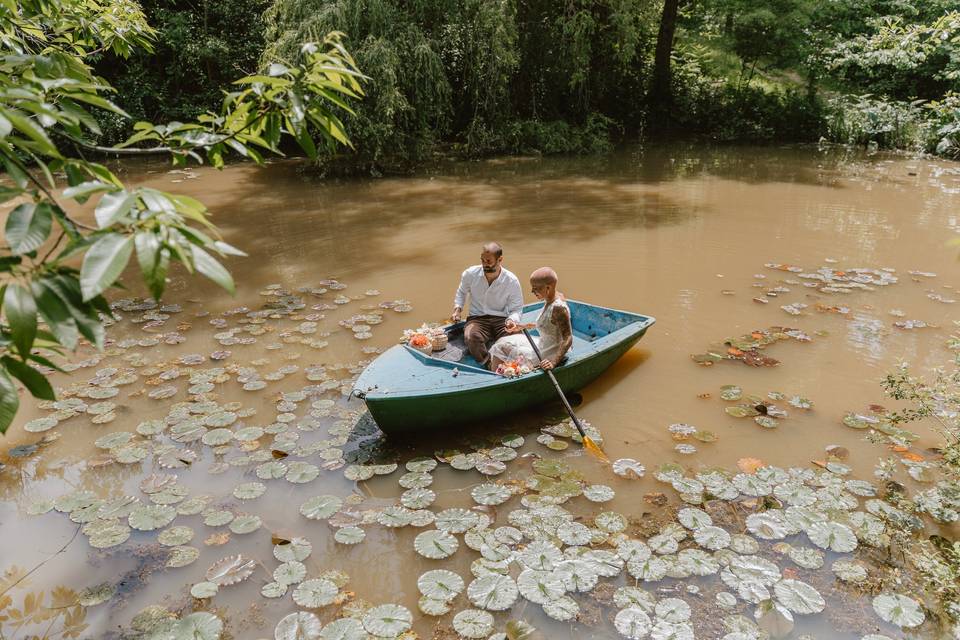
[262,0,657,164]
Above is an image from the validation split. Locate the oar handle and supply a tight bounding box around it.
[522,328,588,440]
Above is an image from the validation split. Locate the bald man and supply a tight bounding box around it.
[452,242,524,368]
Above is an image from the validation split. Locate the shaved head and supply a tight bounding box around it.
[530,267,558,286]
[482,242,503,258]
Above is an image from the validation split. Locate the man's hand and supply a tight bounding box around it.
[540,359,554,370]
[452,306,462,322]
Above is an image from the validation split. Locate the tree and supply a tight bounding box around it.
[0,0,364,433]
[649,0,680,117]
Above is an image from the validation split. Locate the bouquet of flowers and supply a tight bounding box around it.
[401,323,447,352]
[496,359,532,378]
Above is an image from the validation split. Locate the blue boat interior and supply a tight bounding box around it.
[425,300,645,374]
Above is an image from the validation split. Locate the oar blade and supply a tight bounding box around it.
[582,436,610,463]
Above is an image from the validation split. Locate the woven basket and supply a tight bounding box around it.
[431,333,448,351]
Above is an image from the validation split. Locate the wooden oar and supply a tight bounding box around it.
[522,328,609,463]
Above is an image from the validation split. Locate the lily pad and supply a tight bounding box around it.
[171,612,222,640]
[418,569,465,601]
[190,581,219,599]
[300,495,342,520]
[362,604,412,637]
[274,612,322,640]
[467,574,518,611]
[334,526,366,545]
[293,578,339,608]
[274,536,312,562]
[872,594,925,628]
[774,579,825,615]
[612,458,645,479]
[129,504,177,531]
[806,521,857,552]
[415,529,459,559]
[158,526,194,546]
[615,606,652,639]
[205,554,255,586]
[451,609,494,639]
[472,483,512,506]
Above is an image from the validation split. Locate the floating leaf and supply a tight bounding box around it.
[190,581,219,599]
[415,529,459,559]
[872,594,925,628]
[158,526,194,546]
[543,595,579,621]
[452,609,494,639]
[472,483,512,506]
[166,546,199,568]
[435,508,479,533]
[418,569,465,601]
[774,579,825,615]
[467,574,518,611]
[274,612,322,640]
[205,554,255,586]
[129,504,176,531]
[300,495,342,520]
[615,606,652,639]
[293,578,339,608]
[362,604,412,637]
[274,561,307,586]
[233,482,266,500]
[274,536,312,562]
[612,458,645,479]
[832,559,868,583]
[334,526,365,545]
[583,484,615,502]
[806,521,857,552]
[517,569,564,604]
[170,612,223,640]
[229,514,261,534]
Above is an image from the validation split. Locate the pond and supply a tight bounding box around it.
[2,144,960,639]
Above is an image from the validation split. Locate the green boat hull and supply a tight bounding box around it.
[354,300,654,435]
[363,328,647,434]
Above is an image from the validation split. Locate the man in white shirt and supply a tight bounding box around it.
[452,242,524,369]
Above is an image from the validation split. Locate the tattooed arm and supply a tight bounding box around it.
[541,304,573,370]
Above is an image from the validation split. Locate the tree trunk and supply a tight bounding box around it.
[649,0,680,125]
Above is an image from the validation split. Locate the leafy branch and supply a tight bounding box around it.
[0,0,365,433]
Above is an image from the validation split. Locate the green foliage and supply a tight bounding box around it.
[0,0,363,434]
[93,0,271,144]
[877,363,960,624]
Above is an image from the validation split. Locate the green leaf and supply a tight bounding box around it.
[0,367,19,434]
[95,190,136,228]
[0,185,24,204]
[0,154,30,188]
[4,109,61,158]
[43,276,106,350]
[2,356,54,400]
[63,181,113,204]
[0,112,11,138]
[191,245,235,294]
[5,202,52,255]
[4,284,37,357]
[30,280,79,350]
[80,233,134,301]
[135,231,166,300]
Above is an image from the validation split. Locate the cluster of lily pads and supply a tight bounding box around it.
[9,272,946,640]
[717,386,813,431]
[691,327,812,368]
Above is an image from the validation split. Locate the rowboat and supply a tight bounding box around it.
[352,300,655,434]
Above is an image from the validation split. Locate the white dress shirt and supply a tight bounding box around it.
[454,265,524,322]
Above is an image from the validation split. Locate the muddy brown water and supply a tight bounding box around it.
[3,145,960,639]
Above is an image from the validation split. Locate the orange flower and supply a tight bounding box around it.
[409,334,431,348]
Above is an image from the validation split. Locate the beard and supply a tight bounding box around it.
[482,265,497,273]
